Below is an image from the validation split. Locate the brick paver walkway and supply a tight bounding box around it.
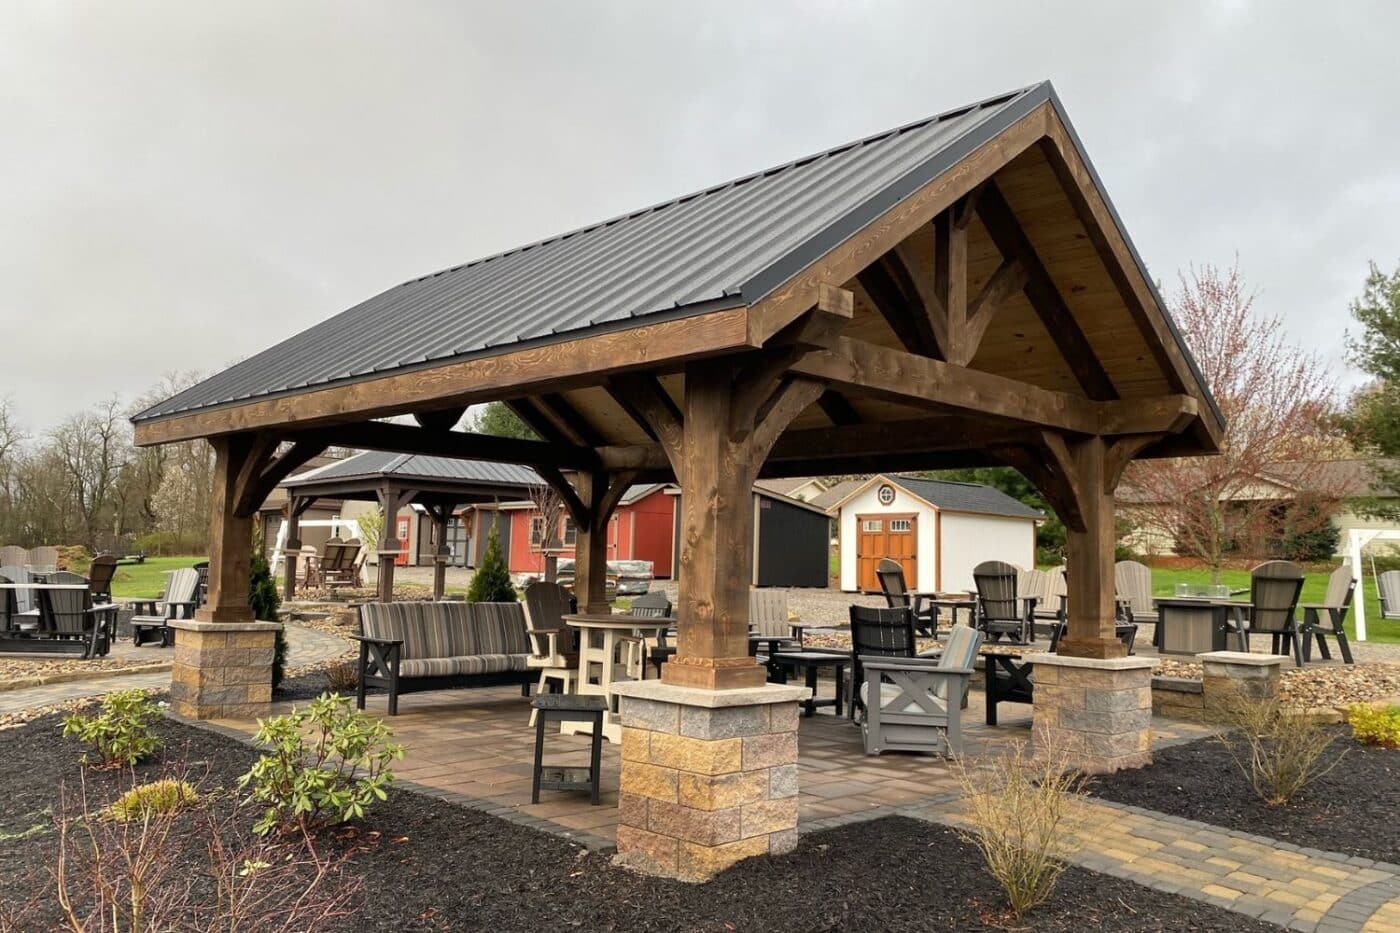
[0,623,349,716]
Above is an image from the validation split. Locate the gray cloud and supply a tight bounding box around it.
[1,0,1396,429]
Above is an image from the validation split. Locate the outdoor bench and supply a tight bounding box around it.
[355,600,534,715]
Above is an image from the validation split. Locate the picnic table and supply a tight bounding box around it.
[563,613,674,744]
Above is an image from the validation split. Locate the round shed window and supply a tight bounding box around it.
[877,484,896,505]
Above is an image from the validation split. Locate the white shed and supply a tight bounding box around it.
[829,474,1043,594]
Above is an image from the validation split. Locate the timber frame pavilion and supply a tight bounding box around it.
[132,82,1221,876]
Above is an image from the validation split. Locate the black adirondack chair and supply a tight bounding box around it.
[847,605,918,720]
[875,558,940,636]
[973,560,1035,644]
[1299,565,1356,664]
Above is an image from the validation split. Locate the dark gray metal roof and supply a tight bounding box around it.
[134,84,1050,422]
[887,475,1044,520]
[284,450,540,488]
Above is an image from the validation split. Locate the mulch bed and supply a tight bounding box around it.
[0,714,1277,931]
[1090,730,1400,864]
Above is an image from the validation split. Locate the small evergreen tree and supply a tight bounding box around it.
[249,551,286,687]
[466,521,515,603]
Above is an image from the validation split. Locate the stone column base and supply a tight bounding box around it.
[1026,652,1155,774]
[611,680,809,882]
[1198,651,1286,722]
[169,620,282,720]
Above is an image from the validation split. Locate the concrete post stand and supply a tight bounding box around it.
[1198,651,1287,722]
[1026,652,1155,774]
[611,680,809,881]
[169,619,282,720]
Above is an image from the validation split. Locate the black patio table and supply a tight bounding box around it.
[768,650,848,717]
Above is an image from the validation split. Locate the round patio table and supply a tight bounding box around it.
[563,613,675,744]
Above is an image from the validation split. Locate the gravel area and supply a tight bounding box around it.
[1,712,1273,932]
[1090,730,1400,863]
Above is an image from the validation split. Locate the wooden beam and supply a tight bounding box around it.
[816,390,861,426]
[606,374,685,471]
[975,181,1118,400]
[767,416,1037,465]
[134,306,754,447]
[504,399,565,445]
[932,205,968,364]
[537,463,588,527]
[961,258,1027,365]
[235,438,328,518]
[752,378,824,457]
[730,292,853,436]
[857,256,940,359]
[537,393,609,448]
[296,420,604,471]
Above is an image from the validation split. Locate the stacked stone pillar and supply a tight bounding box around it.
[612,681,808,881]
[169,619,282,719]
[1028,653,1155,773]
[1199,651,1286,721]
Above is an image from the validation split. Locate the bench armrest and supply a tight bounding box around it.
[861,656,944,671]
[350,634,404,647]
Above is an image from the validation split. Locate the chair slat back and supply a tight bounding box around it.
[0,565,34,614]
[1379,571,1400,618]
[629,590,672,619]
[0,573,15,630]
[166,568,201,608]
[849,605,916,660]
[1017,568,1054,605]
[27,546,59,573]
[1249,560,1304,634]
[523,582,573,658]
[1322,565,1356,610]
[0,546,26,567]
[940,624,983,671]
[750,590,790,637]
[38,586,90,635]
[1114,561,1155,617]
[88,555,118,598]
[321,537,346,572]
[876,558,912,609]
[973,561,1020,622]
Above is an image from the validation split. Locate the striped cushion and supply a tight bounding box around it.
[399,657,464,678]
[456,653,530,675]
[434,602,476,657]
[359,602,430,658]
[470,602,530,655]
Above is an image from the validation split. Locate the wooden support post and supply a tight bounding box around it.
[423,502,453,600]
[377,484,403,603]
[196,435,258,624]
[566,472,636,615]
[282,499,301,602]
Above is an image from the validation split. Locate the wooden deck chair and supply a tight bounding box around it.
[0,571,39,635]
[1299,565,1356,664]
[973,560,1034,644]
[36,582,114,659]
[27,546,59,573]
[1378,571,1400,620]
[1114,560,1158,626]
[130,567,201,647]
[847,605,918,720]
[318,537,347,587]
[750,589,804,644]
[860,624,982,757]
[0,565,38,621]
[297,545,321,587]
[630,590,675,678]
[87,554,118,602]
[1230,560,1306,665]
[876,558,939,636]
[522,582,577,718]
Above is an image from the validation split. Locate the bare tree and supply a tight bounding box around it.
[527,481,566,582]
[50,398,129,549]
[1124,262,1353,577]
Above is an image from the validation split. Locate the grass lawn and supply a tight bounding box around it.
[108,555,206,599]
[1147,565,1400,646]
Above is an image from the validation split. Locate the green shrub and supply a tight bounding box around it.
[248,550,286,688]
[1347,703,1400,748]
[107,779,199,822]
[62,690,163,769]
[466,521,515,603]
[238,693,403,835]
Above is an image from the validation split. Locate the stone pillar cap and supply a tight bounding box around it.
[169,619,283,633]
[1197,651,1289,666]
[1020,652,1155,670]
[612,679,809,708]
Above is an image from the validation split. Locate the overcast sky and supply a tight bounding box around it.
[1,1,1397,431]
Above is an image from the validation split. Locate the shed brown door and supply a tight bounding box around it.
[856,514,916,592]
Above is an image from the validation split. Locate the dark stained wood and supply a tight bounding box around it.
[975,181,1118,401]
[282,500,301,601]
[413,408,466,432]
[964,258,1027,363]
[537,464,587,527]
[537,393,609,448]
[606,374,685,468]
[857,255,940,358]
[197,435,257,625]
[932,206,968,363]
[568,471,639,615]
[817,390,861,426]
[376,484,405,603]
[297,420,604,472]
[504,399,564,445]
[235,438,328,519]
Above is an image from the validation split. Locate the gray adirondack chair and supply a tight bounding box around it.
[36,580,115,658]
[859,624,983,757]
[26,546,59,574]
[0,547,26,568]
[1299,565,1356,664]
[973,560,1035,643]
[1114,560,1158,626]
[130,567,201,647]
[629,589,675,678]
[0,571,39,635]
[1378,571,1400,620]
[0,565,38,623]
[1227,560,1306,666]
[750,590,804,644]
[876,558,940,636]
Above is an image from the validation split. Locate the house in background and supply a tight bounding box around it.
[464,482,830,587]
[828,474,1043,593]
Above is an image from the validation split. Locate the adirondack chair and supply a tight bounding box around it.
[0,546,26,568]
[1114,560,1159,626]
[973,560,1035,644]
[0,565,38,623]
[347,544,368,587]
[848,605,936,719]
[35,573,116,658]
[859,624,983,757]
[1378,571,1400,620]
[523,582,578,717]
[1226,560,1306,666]
[1299,565,1356,664]
[297,545,321,588]
[750,590,804,645]
[87,554,118,602]
[0,571,39,636]
[876,558,940,636]
[629,590,675,678]
[318,537,348,588]
[192,561,210,603]
[27,546,59,574]
[129,567,201,647]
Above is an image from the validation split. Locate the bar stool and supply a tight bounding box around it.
[530,694,608,805]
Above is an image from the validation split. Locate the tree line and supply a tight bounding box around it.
[0,373,214,555]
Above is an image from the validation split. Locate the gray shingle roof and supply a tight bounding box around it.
[887,475,1044,519]
[134,84,1050,422]
[284,450,540,488]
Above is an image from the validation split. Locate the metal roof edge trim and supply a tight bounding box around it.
[737,83,1050,304]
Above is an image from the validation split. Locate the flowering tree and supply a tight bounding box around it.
[1124,262,1353,577]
